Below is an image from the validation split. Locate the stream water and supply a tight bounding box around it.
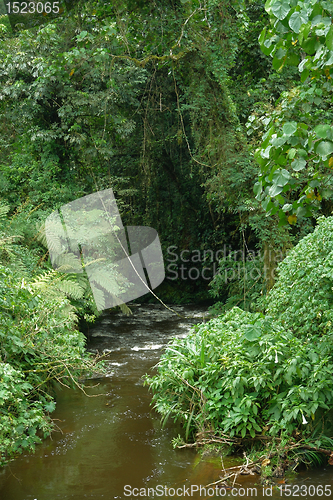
[0,304,332,500]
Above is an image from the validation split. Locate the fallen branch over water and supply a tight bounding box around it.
[175,431,333,469]
[176,437,236,448]
[176,430,333,458]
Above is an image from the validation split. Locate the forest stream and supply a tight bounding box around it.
[0,305,332,500]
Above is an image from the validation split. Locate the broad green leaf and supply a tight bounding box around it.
[269,205,280,215]
[243,325,261,342]
[259,27,275,55]
[253,182,262,196]
[326,52,333,66]
[322,1,333,16]
[314,124,332,139]
[298,57,309,72]
[275,47,287,59]
[45,401,56,412]
[273,169,291,186]
[326,26,333,51]
[258,27,267,46]
[289,11,309,34]
[271,0,291,20]
[262,197,274,211]
[261,146,272,159]
[278,211,288,225]
[261,36,275,56]
[299,22,311,44]
[300,68,310,82]
[309,179,321,188]
[302,36,317,55]
[296,206,309,217]
[269,184,284,197]
[271,136,287,147]
[298,149,308,156]
[316,141,333,158]
[262,126,275,142]
[287,148,297,159]
[272,146,285,161]
[291,158,306,171]
[274,21,290,35]
[286,53,300,66]
[283,121,297,136]
[273,56,285,70]
[282,203,293,212]
[289,136,302,147]
[311,15,325,27]
[77,31,88,39]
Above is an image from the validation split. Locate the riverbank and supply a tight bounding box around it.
[0,305,332,500]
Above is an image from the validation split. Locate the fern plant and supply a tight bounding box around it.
[0,201,22,264]
[37,219,132,316]
[0,202,105,465]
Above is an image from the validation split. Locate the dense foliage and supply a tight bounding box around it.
[145,308,333,439]
[254,0,333,224]
[266,215,333,337]
[0,203,101,464]
[0,0,309,304]
[145,215,333,459]
[1,0,333,470]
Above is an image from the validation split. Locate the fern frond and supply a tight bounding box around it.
[31,270,58,287]
[118,302,132,316]
[88,269,120,296]
[83,257,107,267]
[36,222,48,248]
[39,220,66,255]
[57,279,85,300]
[57,303,78,323]
[52,253,83,273]
[30,269,87,301]
[0,235,21,245]
[0,234,22,263]
[0,202,10,221]
[91,286,105,311]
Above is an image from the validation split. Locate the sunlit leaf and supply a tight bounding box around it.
[316,141,333,158]
[269,184,284,197]
[291,158,306,171]
[271,0,291,20]
[283,122,297,136]
[243,325,261,342]
[314,124,332,139]
[289,11,309,33]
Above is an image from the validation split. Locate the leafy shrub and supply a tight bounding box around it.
[0,363,53,464]
[0,203,102,464]
[0,263,98,398]
[145,307,333,441]
[209,252,264,313]
[266,216,333,338]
